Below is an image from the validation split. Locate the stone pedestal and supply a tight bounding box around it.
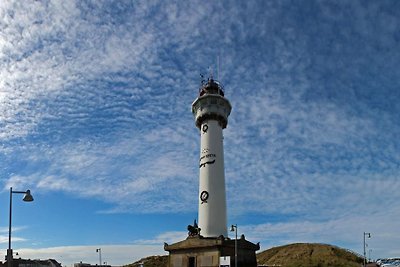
[164,235,259,267]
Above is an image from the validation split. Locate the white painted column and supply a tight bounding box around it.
[192,79,231,238]
[198,119,227,237]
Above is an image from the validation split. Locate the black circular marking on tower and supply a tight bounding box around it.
[202,124,208,134]
[200,191,209,203]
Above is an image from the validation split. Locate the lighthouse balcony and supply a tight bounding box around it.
[192,95,232,129]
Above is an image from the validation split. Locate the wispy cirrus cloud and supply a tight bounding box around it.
[1,0,399,260]
[1,0,399,216]
[0,226,29,244]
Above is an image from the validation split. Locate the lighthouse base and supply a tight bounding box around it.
[164,235,259,267]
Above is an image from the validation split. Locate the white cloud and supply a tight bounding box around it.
[17,244,166,267]
[0,236,26,244]
[3,126,198,213]
[134,231,187,246]
[0,0,160,141]
[236,206,400,258]
[0,226,29,245]
[37,176,70,191]
[11,231,191,267]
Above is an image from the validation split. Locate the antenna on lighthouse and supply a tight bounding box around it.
[209,66,213,80]
[217,55,220,81]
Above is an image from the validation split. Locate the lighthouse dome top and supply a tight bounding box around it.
[199,78,225,97]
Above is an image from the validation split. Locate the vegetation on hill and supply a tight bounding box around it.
[123,243,363,267]
[257,243,364,267]
[124,255,168,267]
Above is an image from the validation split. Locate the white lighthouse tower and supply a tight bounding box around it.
[165,77,259,267]
[191,78,232,237]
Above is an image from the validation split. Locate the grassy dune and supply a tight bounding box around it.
[125,243,363,267]
[257,243,363,267]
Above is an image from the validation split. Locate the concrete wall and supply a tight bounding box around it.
[169,250,220,267]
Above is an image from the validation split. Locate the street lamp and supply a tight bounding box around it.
[96,248,102,266]
[8,187,34,267]
[230,224,237,267]
[363,232,371,267]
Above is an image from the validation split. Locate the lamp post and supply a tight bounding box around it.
[8,187,34,267]
[369,249,372,262]
[230,224,237,267]
[96,248,102,266]
[363,232,371,267]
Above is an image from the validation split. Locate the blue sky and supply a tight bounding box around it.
[0,0,399,265]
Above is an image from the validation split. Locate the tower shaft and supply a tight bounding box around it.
[198,119,227,237]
